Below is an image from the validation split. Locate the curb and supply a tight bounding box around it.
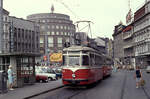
[24,85,64,99]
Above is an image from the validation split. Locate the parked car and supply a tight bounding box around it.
[35,69,49,82]
[51,67,62,79]
[146,66,150,73]
[35,66,57,81]
[54,69,62,79]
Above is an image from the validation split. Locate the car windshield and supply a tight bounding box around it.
[40,68,46,73]
[36,69,44,73]
[47,68,55,74]
[147,66,150,69]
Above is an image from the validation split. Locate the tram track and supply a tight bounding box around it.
[120,70,150,99]
[25,71,150,99]
[142,87,150,99]
[24,85,87,99]
[141,71,150,99]
[67,90,83,99]
[24,86,64,99]
[120,71,127,99]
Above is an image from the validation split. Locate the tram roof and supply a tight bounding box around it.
[63,45,96,52]
[63,46,112,60]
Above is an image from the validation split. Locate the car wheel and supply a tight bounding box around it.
[39,79,43,83]
[48,77,53,81]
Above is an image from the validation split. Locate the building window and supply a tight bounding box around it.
[68,26,70,30]
[51,31,55,35]
[3,24,7,32]
[58,37,62,43]
[64,32,67,35]
[48,37,53,47]
[56,32,59,35]
[58,37,62,47]
[61,32,63,35]
[41,25,45,29]
[40,37,44,43]
[56,25,59,29]
[64,26,66,30]
[58,44,62,47]
[52,25,55,29]
[42,20,45,23]
[40,43,44,47]
[47,31,51,35]
[60,26,63,29]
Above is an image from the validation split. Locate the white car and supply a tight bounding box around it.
[146,66,150,73]
[35,67,57,81]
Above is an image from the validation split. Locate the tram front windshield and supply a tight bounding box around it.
[68,56,80,66]
[63,55,80,66]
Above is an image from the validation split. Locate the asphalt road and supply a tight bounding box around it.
[31,70,150,99]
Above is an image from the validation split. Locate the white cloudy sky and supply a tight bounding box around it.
[3,0,146,38]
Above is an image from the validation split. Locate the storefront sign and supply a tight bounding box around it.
[50,53,62,62]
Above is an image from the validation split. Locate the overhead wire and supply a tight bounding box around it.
[54,0,94,38]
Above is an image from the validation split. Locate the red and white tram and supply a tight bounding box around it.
[62,46,112,86]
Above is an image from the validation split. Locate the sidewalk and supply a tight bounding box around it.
[0,79,63,99]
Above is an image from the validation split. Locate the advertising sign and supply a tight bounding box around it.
[50,53,62,62]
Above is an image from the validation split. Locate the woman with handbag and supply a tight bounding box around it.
[135,66,142,88]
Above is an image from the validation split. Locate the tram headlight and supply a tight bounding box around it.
[72,74,76,78]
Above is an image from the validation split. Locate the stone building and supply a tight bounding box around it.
[106,39,114,59]
[133,1,150,68]
[27,6,75,66]
[122,25,135,68]
[0,9,40,87]
[112,22,126,67]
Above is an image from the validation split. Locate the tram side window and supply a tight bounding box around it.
[95,55,101,66]
[63,56,67,66]
[96,55,103,66]
[82,55,89,66]
[90,54,95,66]
[106,58,111,65]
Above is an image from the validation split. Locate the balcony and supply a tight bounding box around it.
[123,33,132,40]
[123,44,133,49]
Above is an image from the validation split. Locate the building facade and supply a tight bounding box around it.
[27,8,75,66]
[113,23,126,67]
[122,25,135,68]
[0,9,40,87]
[133,1,150,68]
[106,39,114,59]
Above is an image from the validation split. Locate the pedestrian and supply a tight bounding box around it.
[134,66,142,88]
[7,65,14,90]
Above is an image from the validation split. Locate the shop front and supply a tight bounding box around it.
[0,54,36,87]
